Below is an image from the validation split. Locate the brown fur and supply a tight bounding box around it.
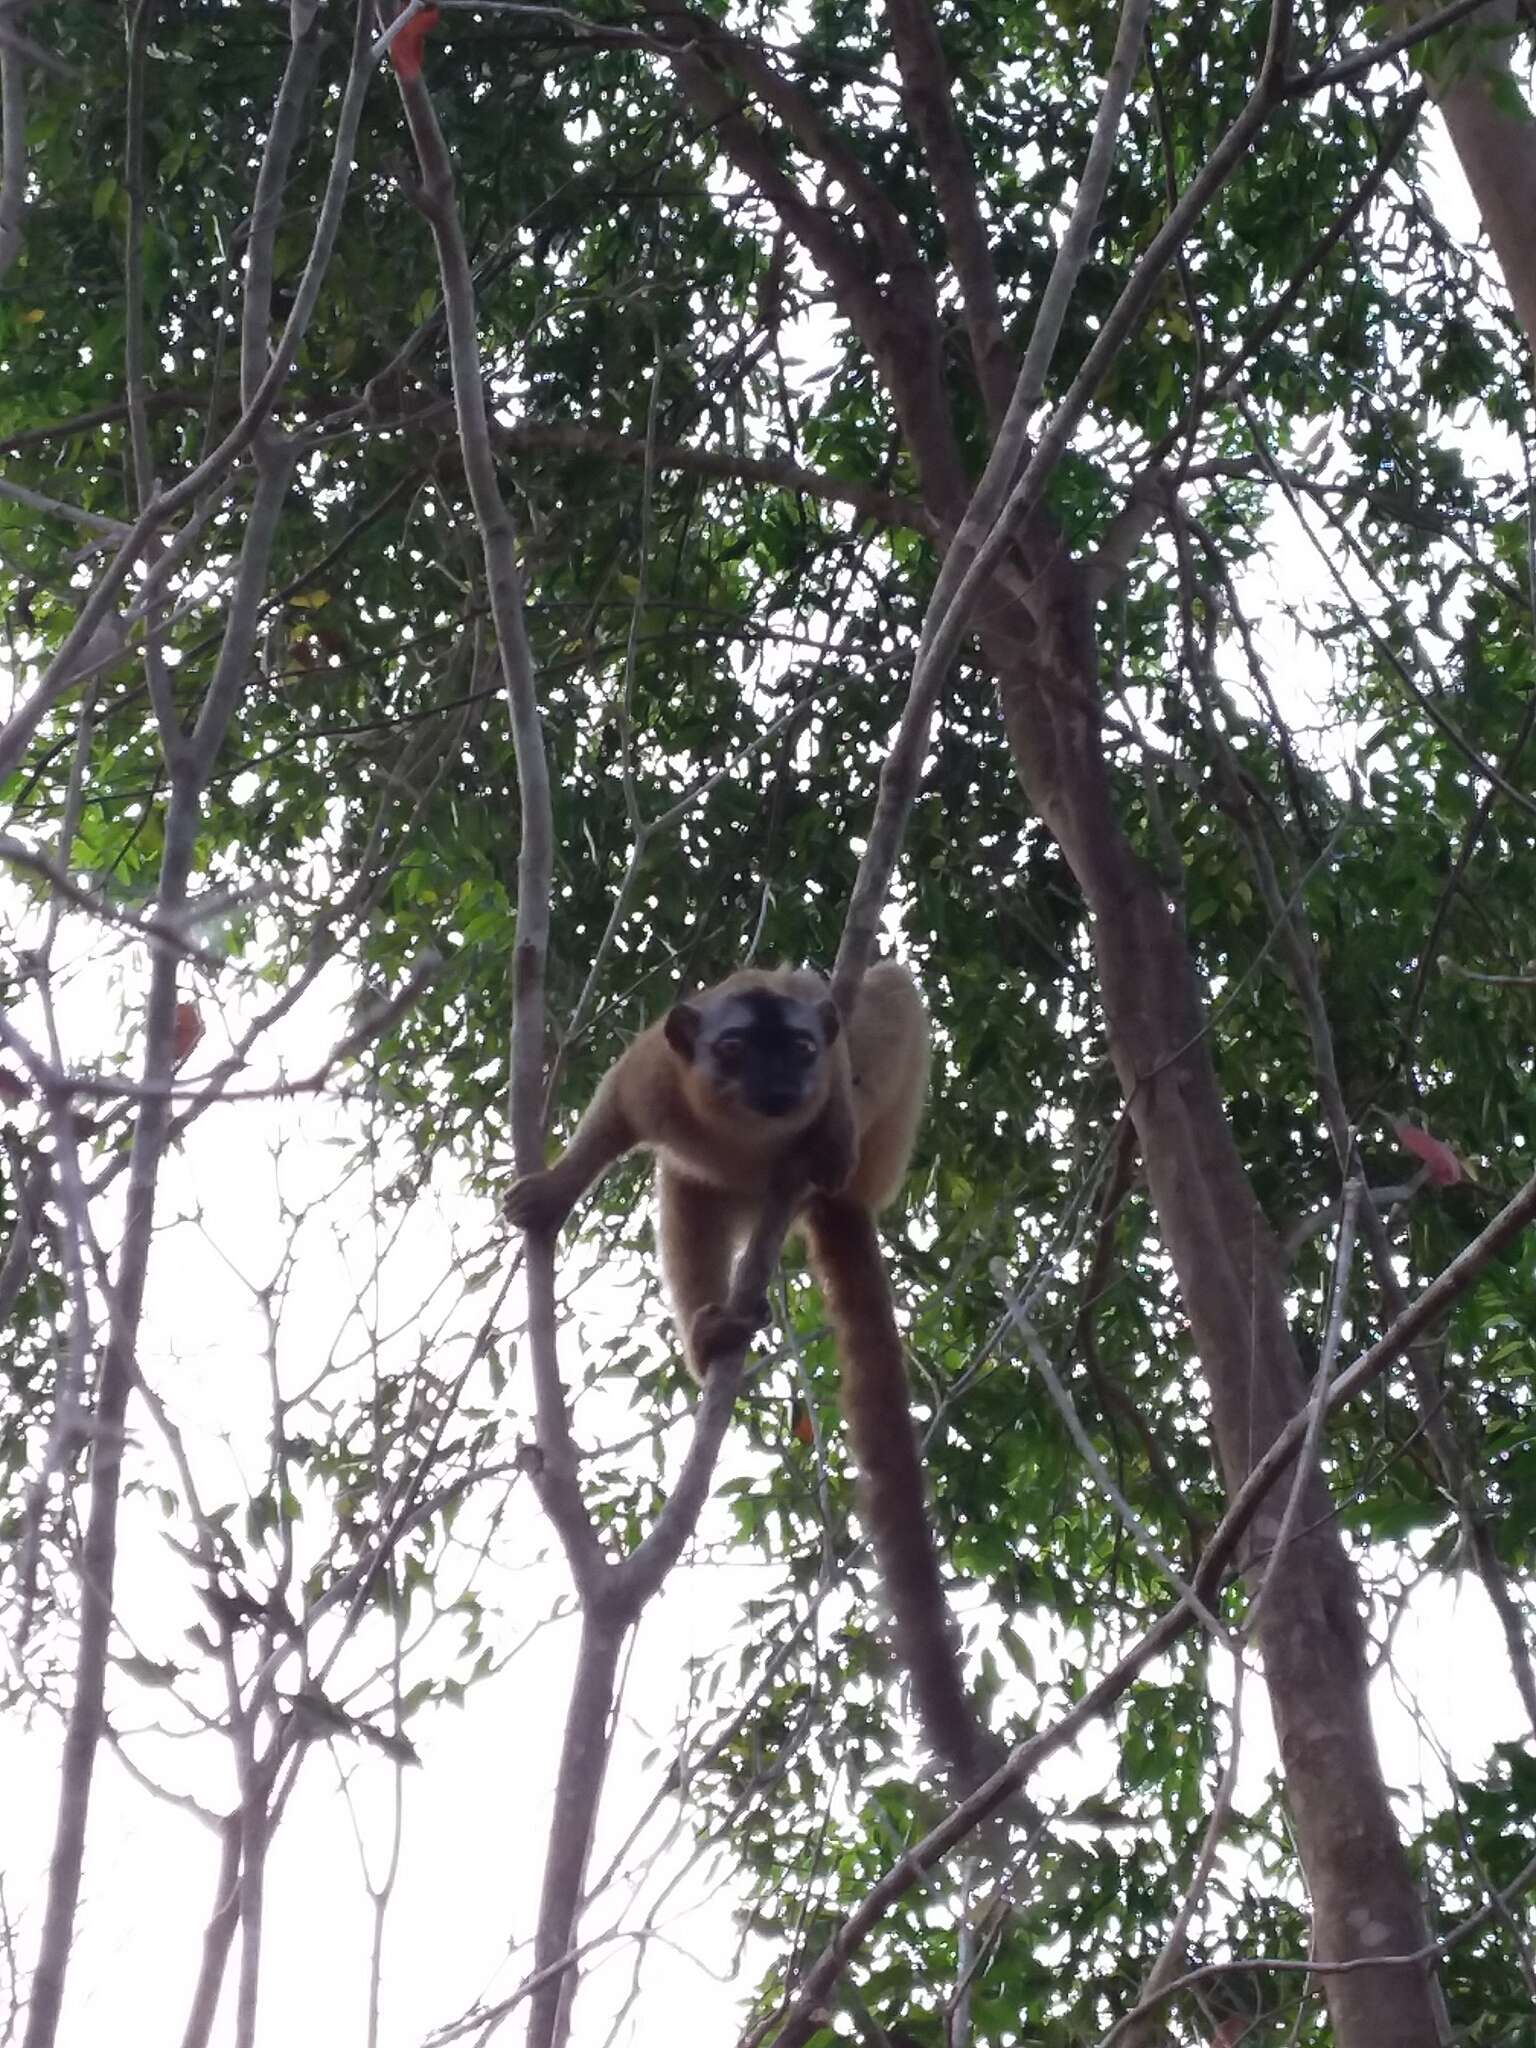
[506,961,926,1374]
[803,1191,995,1788]
[507,961,995,1787]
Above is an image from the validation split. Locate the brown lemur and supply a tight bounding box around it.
[505,961,998,1793]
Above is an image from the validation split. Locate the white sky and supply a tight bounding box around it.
[1,979,1523,2048]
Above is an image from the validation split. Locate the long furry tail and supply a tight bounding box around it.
[804,1193,994,1790]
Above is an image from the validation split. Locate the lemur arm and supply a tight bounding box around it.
[503,1059,641,1234]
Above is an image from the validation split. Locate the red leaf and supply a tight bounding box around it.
[173,1001,205,1068]
[790,1404,814,1447]
[1393,1118,1463,1187]
[387,4,438,78]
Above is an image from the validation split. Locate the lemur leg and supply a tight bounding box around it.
[727,1175,804,1325]
[657,1167,759,1382]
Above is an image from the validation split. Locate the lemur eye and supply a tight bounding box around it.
[793,1035,819,1064]
[714,1032,745,1067]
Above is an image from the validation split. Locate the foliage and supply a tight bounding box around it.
[1,0,1534,2043]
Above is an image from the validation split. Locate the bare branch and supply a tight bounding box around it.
[1283,1179,1423,1261]
[393,38,549,1172]
[1116,1661,1248,2048]
[123,0,158,512]
[0,479,131,538]
[666,47,970,515]
[829,0,1154,1001]
[0,1150,52,1331]
[391,41,786,2045]
[18,39,325,2011]
[0,389,207,457]
[1099,1832,1536,2044]
[918,0,1287,682]
[524,1617,625,2048]
[1233,392,1536,825]
[0,836,228,966]
[660,5,924,281]
[1439,958,1536,987]
[179,1817,241,2048]
[0,8,71,81]
[1245,1178,1361,1627]
[237,15,322,415]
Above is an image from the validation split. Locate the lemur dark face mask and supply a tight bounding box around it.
[668,988,839,1119]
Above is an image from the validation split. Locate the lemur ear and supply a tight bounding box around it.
[817,999,841,1046]
[664,1004,702,1060]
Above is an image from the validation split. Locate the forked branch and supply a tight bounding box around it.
[392,30,786,2048]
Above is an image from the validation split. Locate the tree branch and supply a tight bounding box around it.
[0,389,207,457]
[919,0,1282,685]
[1098,1833,1536,2044]
[882,0,1016,427]
[667,47,970,516]
[525,1615,625,2048]
[1290,0,1498,96]
[394,35,549,1172]
[1087,87,1425,594]
[0,1,29,283]
[495,419,930,535]
[1117,1661,1248,2048]
[15,0,334,2004]
[395,33,781,2047]
[831,0,1153,1002]
[995,1278,1231,1641]
[658,6,924,280]
[178,1814,241,2048]
[0,478,131,538]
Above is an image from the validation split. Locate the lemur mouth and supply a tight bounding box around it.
[754,1094,802,1118]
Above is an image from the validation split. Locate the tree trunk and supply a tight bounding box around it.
[1416,0,1536,358]
[670,14,1452,2029]
[973,587,1446,2045]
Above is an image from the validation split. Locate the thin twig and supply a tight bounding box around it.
[1288,0,1497,94]
[993,1273,1232,1642]
[1114,1660,1248,2048]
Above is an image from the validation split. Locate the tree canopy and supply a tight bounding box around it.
[2,1,1535,2045]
